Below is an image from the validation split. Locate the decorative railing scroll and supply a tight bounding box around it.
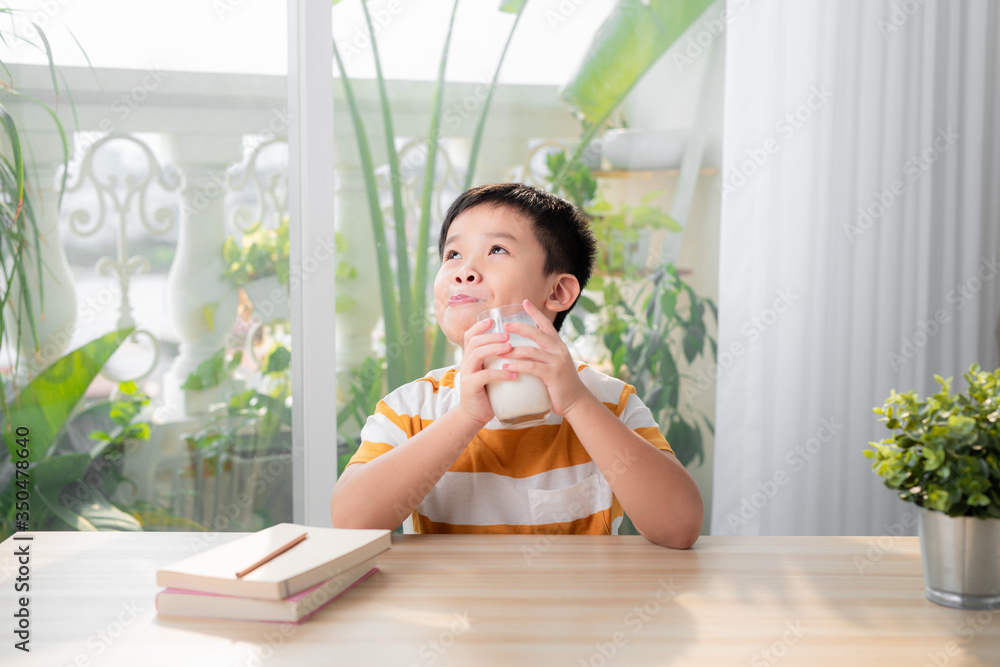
[64,133,181,382]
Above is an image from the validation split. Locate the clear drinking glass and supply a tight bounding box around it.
[476,303,553,429]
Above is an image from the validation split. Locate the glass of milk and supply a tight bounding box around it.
[477,304,553,429]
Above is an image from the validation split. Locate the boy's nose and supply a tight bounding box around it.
[454,270,479,283]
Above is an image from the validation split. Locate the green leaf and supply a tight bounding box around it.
[37,485,96,531]
[683,321,706,364]
[576,293,599,314]
[611,345,627,375]
[64,487,143,532]
[500,0,527,11]
[181,347,232,390]
[264,345,291,374]
[660,290,677,322]
[336,295,358,314]
[130,422,151,441]
[31,453,92,491]
[665,417,703,468]
[3,327,134,462]
[659,345,680,411]
[559,0,715,124]
[226,349,243,372]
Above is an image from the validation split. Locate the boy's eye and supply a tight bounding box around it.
[445,250,461,260]
[489,246,509,255]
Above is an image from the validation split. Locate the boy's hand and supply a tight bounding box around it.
[456,316,518,426]
[498,299,594,417]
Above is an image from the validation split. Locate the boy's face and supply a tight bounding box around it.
[434,204,564,347]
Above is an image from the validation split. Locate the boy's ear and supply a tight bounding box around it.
[545,273,581,315]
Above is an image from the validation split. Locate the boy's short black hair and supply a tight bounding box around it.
[438,182,598,331]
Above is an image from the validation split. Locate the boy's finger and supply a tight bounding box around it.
[475,367,518,383]
[463,317,494,343]
[521,299,557,334]
[467,331,510,351]
[498,345,552,363]
[503,321,552,348]
[467,341,514,364]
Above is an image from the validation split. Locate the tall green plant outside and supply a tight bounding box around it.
[0,9,84,424]
[331,0,528,393]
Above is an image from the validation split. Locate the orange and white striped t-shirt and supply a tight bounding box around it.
[346,363,673,535]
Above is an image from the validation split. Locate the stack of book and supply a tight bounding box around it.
[155,523,391,623]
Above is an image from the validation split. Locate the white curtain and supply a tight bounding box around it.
[711,0,1000,536]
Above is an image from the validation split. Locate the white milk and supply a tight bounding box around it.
[484,332,552,427]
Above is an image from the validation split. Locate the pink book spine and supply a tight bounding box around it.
[157,567,379,624]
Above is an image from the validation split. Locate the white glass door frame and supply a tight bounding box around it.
[288,0,338,526]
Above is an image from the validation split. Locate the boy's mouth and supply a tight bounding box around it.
[448,294,483,305]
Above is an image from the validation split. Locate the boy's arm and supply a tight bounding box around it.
[330,407,485,530]
[562,395,703,549]
[331,316,515,530]
[501,300,703,549]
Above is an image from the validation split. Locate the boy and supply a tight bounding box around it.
[331,183,702,548]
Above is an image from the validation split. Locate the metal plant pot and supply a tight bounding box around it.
[919,506,1000,609]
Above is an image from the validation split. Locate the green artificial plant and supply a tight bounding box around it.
[865,364,1000,519]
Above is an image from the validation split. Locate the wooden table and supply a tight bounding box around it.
[2,532,998,666]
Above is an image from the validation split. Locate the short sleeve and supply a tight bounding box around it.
[576,364,673,455]
[346,400,413,467]
[345,371,454,468]
[616,384,674,454]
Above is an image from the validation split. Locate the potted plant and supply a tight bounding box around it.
[865,364,1000,609]
[179,342,294,530]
